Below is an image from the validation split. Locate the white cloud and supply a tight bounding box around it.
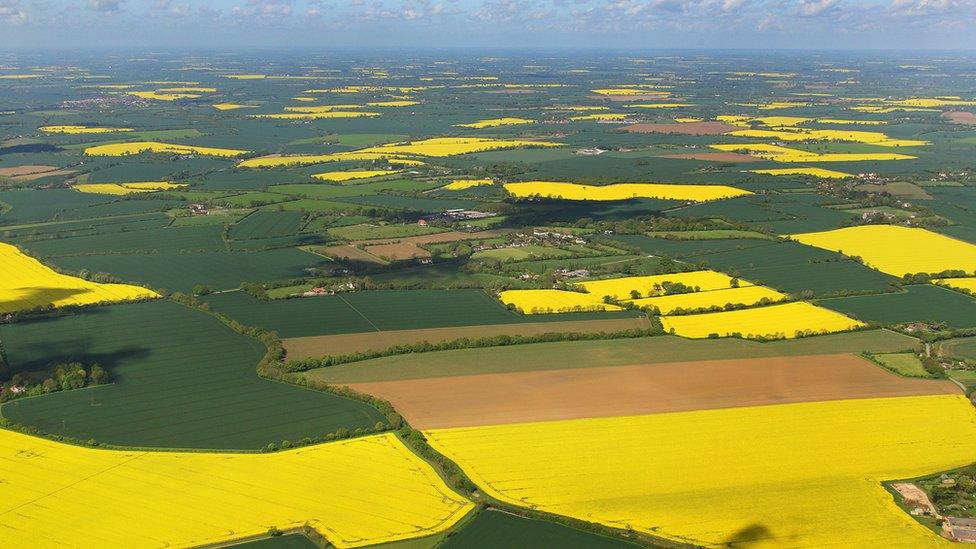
[89,0,124,12]
[796,0,839,17]
[0,0,27,24]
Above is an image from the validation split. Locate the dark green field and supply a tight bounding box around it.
[0,300,385,449]
[231,535,318,549]
[229,210,305,240]
[49,248,331,291]
[440,510,640,548]
[819,285,976,329]
[204,289,640,338]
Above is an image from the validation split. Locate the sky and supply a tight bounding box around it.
[0,0,974,50]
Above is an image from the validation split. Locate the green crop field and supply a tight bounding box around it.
[231,535,318,549]
[819,285,976,329]
[440,510,640,548]
[21,224,227,256]
[0,300,385,449]
[872,353,931,378]
[308,329,915,384]
[204,289,640,338]
[229,210,305,240]
[49,248,331,291]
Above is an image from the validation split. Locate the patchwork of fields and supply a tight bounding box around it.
[3,51,976,548]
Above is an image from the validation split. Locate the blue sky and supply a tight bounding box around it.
[0,0,973,50]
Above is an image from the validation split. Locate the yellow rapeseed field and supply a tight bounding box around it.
[425,395,976,548]
[0,242,157,313]
[312,170,400,182]
[39,125,132,134]
[790,225,976,276]
[84,141,247,157]
[818,118,886,125]
[239,138,556,167]
[213,103,257,110]
[503,181,751,202]
[577,271,748,300]
[73,182,187,195]
[660,301,864,339]
[547,105,609,111]
[886,97,976,108]
[497,289,622,314]
[752,116,811,126]
[251,111,380,120]
[0,431,473,548]
[127,91,201,101]
[367,100,419,107]
[711,143,916,162]
[156,87,216,93]
[358,137,562,157]
[728,128,928,147]
[591,88,670,96]
[934,278,976,293]
[239,152,425,169]
[626,103,692,108]
[750,167,853,178]
[283,105,362,113]
[628,285,786,314]
[456,117,535,128]
[569,113,630,121]
[443,178,493,190]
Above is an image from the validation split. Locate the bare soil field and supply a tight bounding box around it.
[346,353,960,429]
[658,152,764,163]
[624,121,737,135]
[284,317,650,359]
[315,244,388,264]
[0,165,61,177]
[943,111,976,125]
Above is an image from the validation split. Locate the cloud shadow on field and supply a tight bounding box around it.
[722,523,773,546]
[0,286,94,314]
[3,330,150,381]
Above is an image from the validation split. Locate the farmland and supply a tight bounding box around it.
[791,225,976,276]
[3,47,976,548]
[819,285,976,329]
[0,241,157,312]
[346,354,959,429]
[427,395,976,548]
[0,430,473,548]
[308,329,915,383]
[0,301,386,449]
[205,290,638,338]
[660,302,865,339]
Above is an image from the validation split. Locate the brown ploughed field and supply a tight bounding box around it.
[346,353,960,429]
[942,111,976,125]
[0,165,62,177]
[623,121,737,135]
